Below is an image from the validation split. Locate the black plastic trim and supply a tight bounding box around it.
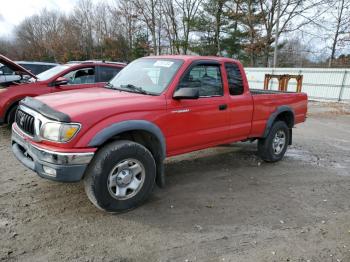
[20,97,71,122]
[12,142,87,182]
[88,120,167,188]
[88,120,166,157]
[263,105,295,138]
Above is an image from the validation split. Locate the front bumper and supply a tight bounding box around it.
[11,127,94,182]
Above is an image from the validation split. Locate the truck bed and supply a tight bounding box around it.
[250,89,295,95]
[249,88,308,138]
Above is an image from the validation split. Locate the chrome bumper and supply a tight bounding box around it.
[11,127,94,182]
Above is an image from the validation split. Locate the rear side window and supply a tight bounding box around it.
[98,66,121,82]
[225,63,244,95]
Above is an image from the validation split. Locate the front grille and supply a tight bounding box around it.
[16,109,35,136]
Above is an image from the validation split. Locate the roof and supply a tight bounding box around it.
[15,61,59,66]
[67,60,127,66]
[145,55,239,63]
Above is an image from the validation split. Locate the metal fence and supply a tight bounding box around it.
[245,67,350,101]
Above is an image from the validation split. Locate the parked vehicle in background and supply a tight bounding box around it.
[0,54,126,124]
[16,61,59,75]
[0,56,35,86]
[11,55,307,213]
[0,61,58,84]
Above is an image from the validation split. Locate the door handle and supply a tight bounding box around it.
[218,104,228,111]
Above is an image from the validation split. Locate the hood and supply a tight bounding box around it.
[0,54,37,79]
[35,87,164,124]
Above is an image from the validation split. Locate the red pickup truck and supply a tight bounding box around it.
[11,55,307,212]
[0,54,125,125]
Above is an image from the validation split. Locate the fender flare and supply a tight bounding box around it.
[88,120,166,156]
[262,106,295,138]
[88,120,167,187]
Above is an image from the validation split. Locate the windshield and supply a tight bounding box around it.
[109,58,183,95]
[36,65,70,81]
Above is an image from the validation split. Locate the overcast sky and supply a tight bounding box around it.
[0,0,80,38]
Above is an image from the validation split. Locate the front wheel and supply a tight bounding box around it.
[258,121,290,162]
[84,140,156,213]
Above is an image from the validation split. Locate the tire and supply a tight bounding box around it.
[258,121,290,162]
[84,140,156,213]
[6,105,18,125]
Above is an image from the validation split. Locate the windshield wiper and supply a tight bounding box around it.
[105,83,126,92]
[120,84,152,95]
[104,82,115,89]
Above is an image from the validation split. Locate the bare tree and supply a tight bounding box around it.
[132,0,160,55]
[72,0,95,58]
[6,0,349,65]
[113,0,139,50]
[162,0,181,53]
[175,0,204,54]
[327,0,350,67]
[256,0,326,66]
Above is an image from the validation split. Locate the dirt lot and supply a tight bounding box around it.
[0,101,349,262]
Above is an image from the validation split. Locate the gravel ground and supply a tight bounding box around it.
[0,101,349,262]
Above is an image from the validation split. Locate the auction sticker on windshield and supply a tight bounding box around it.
[154,60,174,67]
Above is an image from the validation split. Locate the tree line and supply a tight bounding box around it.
[0,0,349,67]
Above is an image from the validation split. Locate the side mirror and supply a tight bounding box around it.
[173,88,199,100]
[0,70,3,75]
[53,77,69,86]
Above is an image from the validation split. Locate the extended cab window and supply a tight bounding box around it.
[63,67,95,85]
[98,66,121,82]
[179,64,223,97]
[225,63,244,95]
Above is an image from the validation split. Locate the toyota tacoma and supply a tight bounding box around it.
[11,55,308,212]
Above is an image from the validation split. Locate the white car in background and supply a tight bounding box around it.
[0,60,58,86]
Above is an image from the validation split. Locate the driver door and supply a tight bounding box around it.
[165,62,230,155]
[51,66,100,92]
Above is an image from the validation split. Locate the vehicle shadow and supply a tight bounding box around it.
[117,143,283,226]
[1,124,301,235]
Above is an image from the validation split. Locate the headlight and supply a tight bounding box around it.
[40,122,80,142]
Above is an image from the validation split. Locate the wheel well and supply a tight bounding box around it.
[5,101,19,123]
[275,111,294,128]
[101,130,162,158]
[100,129,165,187]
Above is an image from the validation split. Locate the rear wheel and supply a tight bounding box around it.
[258,121,290,162]
[84,140,156,213]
